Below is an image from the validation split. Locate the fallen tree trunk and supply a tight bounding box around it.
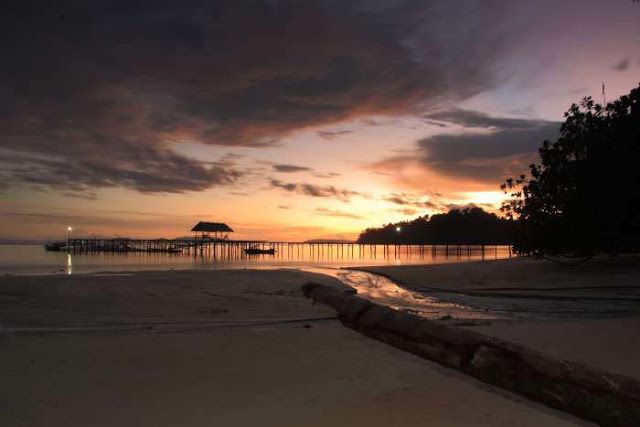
[302,282,640,427]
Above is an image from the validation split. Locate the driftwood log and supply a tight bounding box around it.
[302,282,640,427]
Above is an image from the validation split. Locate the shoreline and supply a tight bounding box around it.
[0,258,489,277]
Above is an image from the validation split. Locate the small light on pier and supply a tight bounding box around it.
[396,226,402,233]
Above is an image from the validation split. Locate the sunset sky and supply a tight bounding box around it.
[1,0,639,241]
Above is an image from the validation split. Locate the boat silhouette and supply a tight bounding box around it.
[244,247,276,255]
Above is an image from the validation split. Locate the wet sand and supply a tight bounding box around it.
[0,269,589,426]
[357,256,640,379]
[470,317,640,379]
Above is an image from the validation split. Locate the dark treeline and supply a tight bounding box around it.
[502,83,640,255]
[357,207,512,245]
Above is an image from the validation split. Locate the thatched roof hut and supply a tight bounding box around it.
[191,222,234,233]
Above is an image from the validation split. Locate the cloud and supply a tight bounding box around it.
[317,130,354,140]
[418,127,556,162]
[369,110,560,186]
[272,164,312,173]
[62,191,99,201]
[417,117,559,181]
[269,179,362,201]
[278,205,292,210]
[383,193,438,209]
[313,172,342,179]
[2,1,525,194]
[423,109,553,130]
[0,149,241,194]
[613,57,630,71]
[315,207,364,219]
[398,208,418,216]
[424,120,449,128]
[386,196,410,205]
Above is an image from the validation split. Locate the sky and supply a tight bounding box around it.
[1,0,639,241]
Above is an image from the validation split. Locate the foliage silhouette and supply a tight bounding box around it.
[501,83,640,255]
[357,207,512,245]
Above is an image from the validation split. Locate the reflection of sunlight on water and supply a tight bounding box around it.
[301,267,499,321]
[67,253,73,275]
[1,244,513,275]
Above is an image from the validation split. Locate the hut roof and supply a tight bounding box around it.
[191,222,234,232]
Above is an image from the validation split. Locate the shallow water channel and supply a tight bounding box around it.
[302,267,499,321]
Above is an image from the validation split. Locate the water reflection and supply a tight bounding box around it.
[304,267,499,320]
[0,244,513,275]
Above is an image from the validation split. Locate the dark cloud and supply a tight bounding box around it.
[423,109,553,130]
[418,112,559,182]
[269,179,362,201]
[61,191,99,201]
[613,57,631,71]
[398,208,418,216]
[0,149,241,194]
[419,126,559,162]
[1,1,524,194]
[384,193,437,209]
[370,111,560,183]
[425,161,519,183]
[317,130,354,140]
[315,207,364,219]
[314,172,342,179]
[272,164,312,173]
[424,120,448,128]
[278,205,292,210]
[386,196,411,205]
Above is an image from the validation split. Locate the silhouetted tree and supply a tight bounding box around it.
[357,207,512,244]
[502,83,640,255]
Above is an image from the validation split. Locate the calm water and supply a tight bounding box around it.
[306,267,500,320]
[0,244,513,275]
[4,245,632,323]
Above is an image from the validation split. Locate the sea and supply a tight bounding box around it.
[0,244,513,275]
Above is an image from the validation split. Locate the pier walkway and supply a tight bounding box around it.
[66,238,511,258]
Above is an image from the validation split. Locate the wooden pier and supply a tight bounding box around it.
[64,221,511,259]
[66,237,512,260]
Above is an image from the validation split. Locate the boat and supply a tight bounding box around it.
[44,241,67,251]
[244,247,276,255]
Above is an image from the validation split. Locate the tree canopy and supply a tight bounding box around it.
[501,83,640,255]
[357,207,512,245]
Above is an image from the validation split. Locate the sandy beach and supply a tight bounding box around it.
[0,268,591,426]
[357,256,640,380]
